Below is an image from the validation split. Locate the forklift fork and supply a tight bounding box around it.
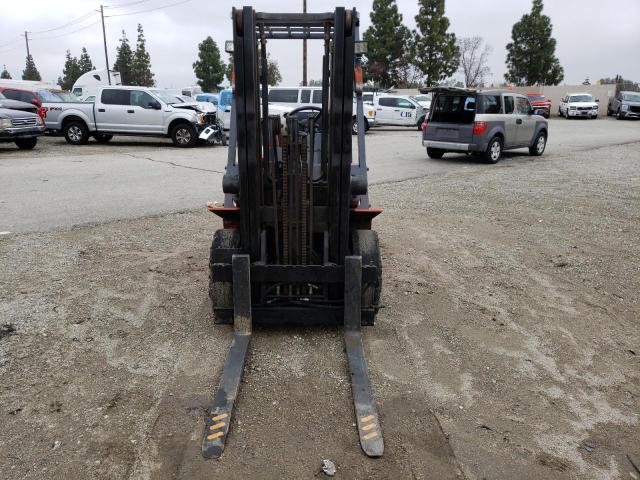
[201,254,384,458]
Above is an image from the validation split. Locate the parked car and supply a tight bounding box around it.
[43,86,221,147]
[558,93,599,119]
[0,92,38,115]
[607,90,640,119]
[0,107,45,149]
[0,86,65,107]
[196,93,219,107]
[526,93,551,118]
[371,94,426,130]
[421,88,548,164]
[268,86,377,134]
[411,93,432,111]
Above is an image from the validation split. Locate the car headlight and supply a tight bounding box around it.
[0,118,11,129]
[367,110,374,117]
[196,113,205,125]
[621,104,629,111]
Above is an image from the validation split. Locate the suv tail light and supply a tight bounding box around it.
[473,121,488,135]
[421,119,428,132]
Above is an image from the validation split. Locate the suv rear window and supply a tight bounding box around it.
[477,95,501,114]
[268,89,298,103]
[431,95,475,123]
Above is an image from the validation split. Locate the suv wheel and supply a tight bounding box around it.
[15,137,38,150]
[483,136,502,164]
[529,132,547,156]
[426,147,445,159]
[64,121,89,145]
[171,123,197,147]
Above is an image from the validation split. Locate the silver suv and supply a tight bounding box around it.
[422,88,549,163]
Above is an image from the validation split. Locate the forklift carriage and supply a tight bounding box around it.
[203,6,384,459]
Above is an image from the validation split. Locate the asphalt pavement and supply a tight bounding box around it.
[0,117,638,233]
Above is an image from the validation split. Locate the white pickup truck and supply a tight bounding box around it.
[43,86,220,147]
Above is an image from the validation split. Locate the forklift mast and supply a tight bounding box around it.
[204,6,384,460]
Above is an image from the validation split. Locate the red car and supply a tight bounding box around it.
[0,86,65,120]
[526,93,551,118]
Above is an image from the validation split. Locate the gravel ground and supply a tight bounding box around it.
[1,132,639,479]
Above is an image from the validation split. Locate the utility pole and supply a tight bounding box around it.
[302,0,307,86]
[100,5,111,85]
[24,31,30,58]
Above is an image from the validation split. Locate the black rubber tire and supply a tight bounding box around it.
[364,118,370,132]
[351,117,358,135]
[64,120,89,145]
[529,131,547,156]
[558,108,563,117]
[417,116,425,131]
[209,229,241,324]
[171,123,197,147]
[607,107,612,117]
[352,230,382,326]
[483,136,502,164]
[15,137,37,150]
[617,110,625,120]
[426,147,445,159]
[93,133,113,144]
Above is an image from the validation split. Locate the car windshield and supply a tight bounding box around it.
[623,93,640,102]
[569,94,593,102]
[0,93,6,100]
[149,89,178,104]
[56,91,76,102]
[528,95,545,101]
[37,90,64,102]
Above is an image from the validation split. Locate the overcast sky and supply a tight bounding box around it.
[1,0,639,89]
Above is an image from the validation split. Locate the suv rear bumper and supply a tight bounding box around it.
[422,139,484,152]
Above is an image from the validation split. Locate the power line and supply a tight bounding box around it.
[29,20,102,42]
[27,10,98,35]
[0,35,23,48]
[104,0,154,9]
[104,0,195,17]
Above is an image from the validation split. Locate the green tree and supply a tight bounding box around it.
[225,55,233,83]
[22,54,41,81]
[264,52,282,86]
[410,0,459,87]
[78,47,93,74]
[505,0,563,86]
[58,50,81,90]
[132,24,154,86]
[193,36,225,92]
[363,0,411,88]
[1,65,11,79]
[113,30,134,85]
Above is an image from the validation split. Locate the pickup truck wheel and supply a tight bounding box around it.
[529,132,547,156]
[426,147,445,159]
[93,133,113,144]
[171,123,197,147]
[15,137,38,150]
[483,136,502,164]
[64,121,89,145]
[351,118,358,135]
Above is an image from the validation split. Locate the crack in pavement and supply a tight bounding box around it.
[125,153,224,174]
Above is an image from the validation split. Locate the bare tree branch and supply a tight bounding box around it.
[457,36,492,87]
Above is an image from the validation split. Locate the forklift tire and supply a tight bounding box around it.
[171,123,197,147]
[209,229,241,324]
[352,230,382,326]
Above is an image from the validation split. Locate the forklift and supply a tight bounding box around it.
[204,6,383,459]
